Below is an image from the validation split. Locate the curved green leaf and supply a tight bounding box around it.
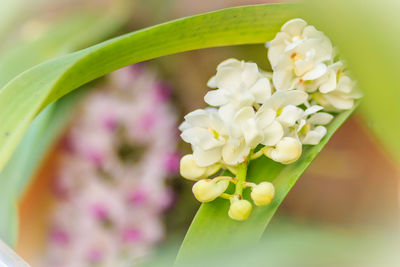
[175,105,357,266]
[0,3,297,171]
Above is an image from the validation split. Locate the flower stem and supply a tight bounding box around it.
[234,162,248,197]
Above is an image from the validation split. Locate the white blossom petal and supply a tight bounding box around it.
[256,108,276,129]
[302,63,327,80]
[261,121,284,146]
[281,18,307,37]
[222,140,250,165]
[207,75,217,88]
[323,94,354,110]
[304,105,323,116]
[277,105,304,127]
[272,68,295,91]
[249,78,272,103]
[308,112,334,125]
[301,126,327,145]
[193,147,222,167]
[204,89,230,106]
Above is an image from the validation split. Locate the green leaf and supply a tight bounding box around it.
[175,105,357,266]
[0,3,297,171]
[0,91,83,247]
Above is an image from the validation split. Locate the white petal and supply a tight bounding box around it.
[216,66,242,89]
[302,126,327,145]
[207,75,217,88]
[181,128,223,150]
[249,78,272,103]
[256,108,276,129]
[234,106,255,125]
[182,109,212,129]
[261,121,284,146]
[268,32,290,66]
[304,105,323,116]
[308,112,333,125]
[337,76,355,93]
[217,58,241,69]
[243,119,263,148]
[319,69,337,93]
[218,103,238,123]
[302,63,327,80]
[263,90,308,110]
[324,94,354,110]
[277,105,304,127]
[272,69,295,91]
[280,90,309,107]
[264,137,302,164]
[222,140,250,165]
[281,18,307,36]
[204,89,229,106]
[235,107,263,147]
[241,62,260,88]
[193,147,222,167]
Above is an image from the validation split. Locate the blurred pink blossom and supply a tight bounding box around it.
[43,64,178,267]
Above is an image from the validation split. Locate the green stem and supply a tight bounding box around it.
[234,162,248,197]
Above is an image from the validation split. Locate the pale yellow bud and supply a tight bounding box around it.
[205,163,221,177]
[180,154,207,180]
[228,199,252,221]
[250,182,275,206]
[180,154,221,181]
[263,137,302,164]
[192,179,229,202]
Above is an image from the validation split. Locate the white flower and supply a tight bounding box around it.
[261,90,309,127]
[205,58,272,121]
[179,108,253,166]
[312,74,362,111]
[233,106,283,148]
[179,108,228,167]
[263,137,302,164]
[179,154,221,181]
[268,18,334,91]
[296,105,334,145]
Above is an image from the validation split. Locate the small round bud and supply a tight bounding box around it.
[251,182,275,206]
[228,199,252,221]
[180,154,207,180]
[192,179,229,202]
[263,137,302,164]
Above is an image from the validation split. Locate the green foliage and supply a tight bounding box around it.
[0,4,297,172]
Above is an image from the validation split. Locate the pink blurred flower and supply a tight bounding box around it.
[44,64,178,266]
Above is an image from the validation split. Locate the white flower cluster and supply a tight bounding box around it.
[179,19,361,221]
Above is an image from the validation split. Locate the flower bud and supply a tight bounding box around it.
[263,137,302,164]
[192,179,229,202]
[228,199,252,221]
[250,182,275,206]
[180,154,207,180]
[180,154,221,181]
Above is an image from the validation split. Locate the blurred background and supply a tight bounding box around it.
[0,0,399,266]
